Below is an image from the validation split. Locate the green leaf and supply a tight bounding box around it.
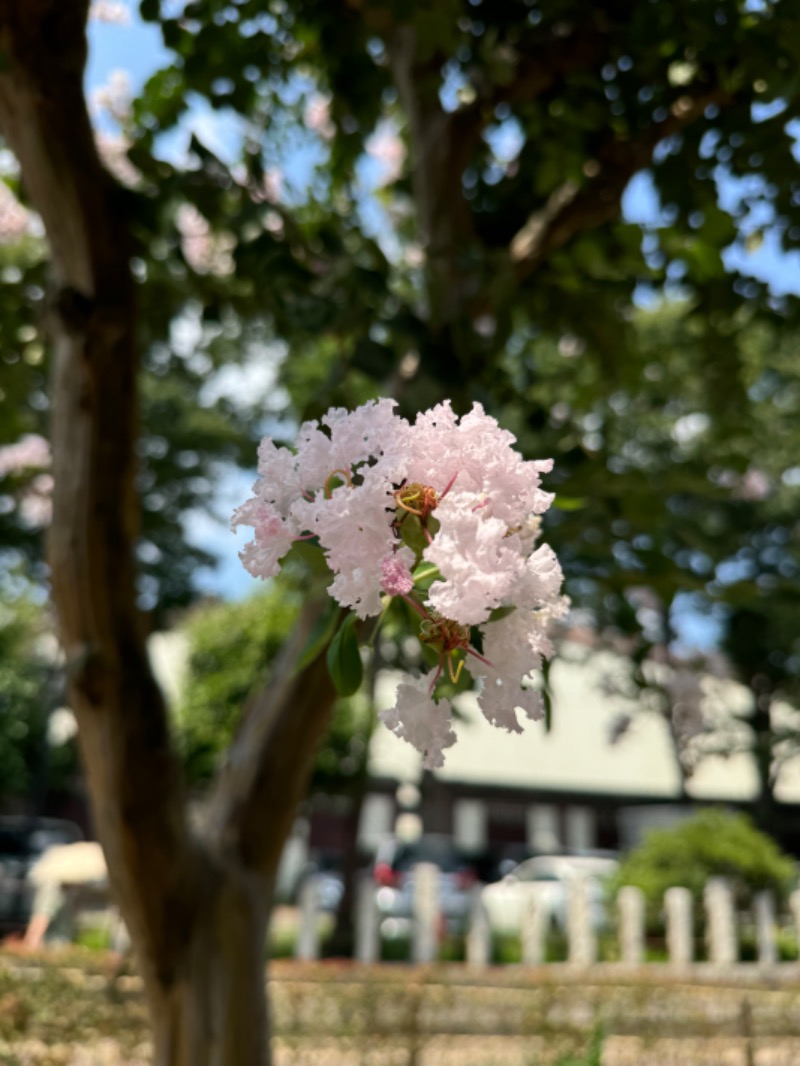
[295,600,341,674]
[399,514,429,556]
[412,563,441,592]
[139,0,160,21]
[283,538,331,578]
[326,613,364,696]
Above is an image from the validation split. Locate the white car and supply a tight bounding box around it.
[481,854,618,936]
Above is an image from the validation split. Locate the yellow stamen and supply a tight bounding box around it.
[395,482,439,519]
[324,467,353,498]
[448,652,464,685]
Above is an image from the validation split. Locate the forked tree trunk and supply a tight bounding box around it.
[148,858,270,1066]
[0,6,338,1065]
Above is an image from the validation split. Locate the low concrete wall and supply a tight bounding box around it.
[5,954,800,1064]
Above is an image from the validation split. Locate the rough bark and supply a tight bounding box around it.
[0,0,196,990]
[0,5,338,1064]
[388,25,481,345]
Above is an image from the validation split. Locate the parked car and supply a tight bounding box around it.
[0,817,83,936]
[294,854,345,914]
[481,853,619,936]
[372,834,479,937]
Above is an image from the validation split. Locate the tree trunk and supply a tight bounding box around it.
[326,787,366,956]
[388,25,482,381]
[147,857,270,1066]
[0,8,340,1066]
[750,683,779,834]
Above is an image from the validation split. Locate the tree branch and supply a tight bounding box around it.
[461,27,608,120]
[0,0,195,984]
[388,26,482,334]
[206,599,339,879]
[510,89,732,281]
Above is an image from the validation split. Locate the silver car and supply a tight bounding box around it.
[481,854,618,936]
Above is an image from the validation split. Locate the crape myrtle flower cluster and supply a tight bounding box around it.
[233,398,567,769]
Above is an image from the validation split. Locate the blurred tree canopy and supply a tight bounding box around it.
[176,585,373,793]
[1,0,799,793]
[0,588,78,806]
[611,808,796,926]
[2,1,800,1059]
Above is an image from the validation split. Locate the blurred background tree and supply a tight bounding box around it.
[176,584,372,797]
[0,588,78,810]
[1,0,798,815]
[2,0,800,1060]
[611,807,796,930]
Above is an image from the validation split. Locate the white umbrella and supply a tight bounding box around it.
[28,841,107,887]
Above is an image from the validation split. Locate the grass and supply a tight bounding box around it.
[551,1029,604,1066]
[74,925,113,952]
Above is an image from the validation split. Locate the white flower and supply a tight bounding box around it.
[424,491,524,625]
[235,398,566,765]
[380,672,457,769]
[233,399,401,609]
[401,401,553,525]
[476,611,548,732]
[232,499,295,580]
[514,543,565,610]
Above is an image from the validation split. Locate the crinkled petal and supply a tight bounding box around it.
[232,499,296,579]
[515,543,565,610]
[379,671,456,769]
[475,611,551,730]
[425,491,523,625]
[381,547,415,596]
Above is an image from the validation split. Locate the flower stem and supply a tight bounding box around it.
[467,645,494,669]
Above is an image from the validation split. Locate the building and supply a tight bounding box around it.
[147,629,800,876]
[356,637,800,859]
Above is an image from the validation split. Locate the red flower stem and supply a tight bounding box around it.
[398,592,429,619]
[467,645,494,669]
[439,471,459,502]
[428,656,444,696]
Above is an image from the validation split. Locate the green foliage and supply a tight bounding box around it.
[326,613,364,697]
[295,599,341,674]
[3,0,800,801]
[176,585,301,782]
[551,1030,604,1066]
[612,809,796,922]
[176,586,372,792]
[0,589,77,804]
[0,596,49,800]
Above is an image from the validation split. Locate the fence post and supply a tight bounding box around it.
[354,872,380,964]
[705,877,737,965]
[567,873,596,966]
[412,862,440,964]
[521,887,549,966]
[665,886,694,969]
[466,888,491,969]
[295,874,320,961]
[618,885,645,965]
[754,890,777,966]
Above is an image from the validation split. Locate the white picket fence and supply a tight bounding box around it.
[292,865,800,968]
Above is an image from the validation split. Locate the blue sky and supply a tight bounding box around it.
[87,10,167,98]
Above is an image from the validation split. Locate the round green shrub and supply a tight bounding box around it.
[612,808,796,924]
